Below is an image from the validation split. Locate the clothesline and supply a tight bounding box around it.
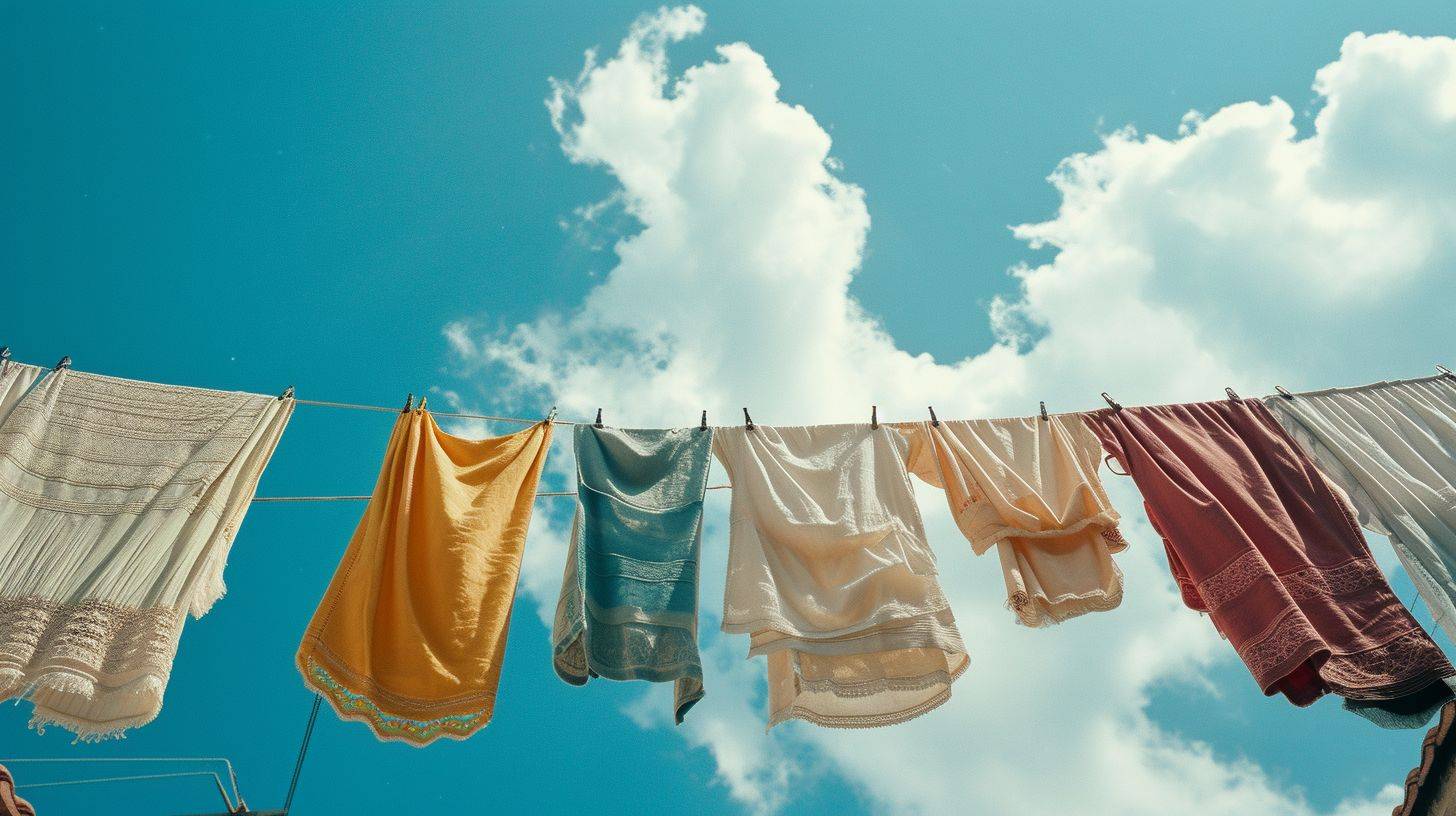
[253,369,1455,504]
[294,397,582,426]
[0,757,241,810]
[290,370,1456,432]
[252,485,734,502]
[5,352,1456,772]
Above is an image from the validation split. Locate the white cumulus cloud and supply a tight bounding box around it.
[446,11,1456,815]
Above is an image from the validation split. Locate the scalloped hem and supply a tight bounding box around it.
[297,654,494,748]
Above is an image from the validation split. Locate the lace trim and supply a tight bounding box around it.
[1322,631,1456,700]
[767,654,969,731]
[1237,610,1455,697]
[795,663,965,699]
[1236,610,1324,684]
[1283,558,1384,602]
[299,656,492,747]
[0,597,183,684]
[0,597,185,741]
[1008,569,1124,628]
[301,638,495,711]
[580,619,703,680]
[1195,552,1383,613]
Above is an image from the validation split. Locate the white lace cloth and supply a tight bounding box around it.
[0,368,292,739]
[714,424,968,729]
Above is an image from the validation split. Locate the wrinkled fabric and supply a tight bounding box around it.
[1267,377,1456,647]
[899,416,1126,626]
[552,425,711,723]
[297,410,551,746]
[0,360,42,427]
[1086,399,1454,728]
[0,368,292,739]
[714,424,968,729]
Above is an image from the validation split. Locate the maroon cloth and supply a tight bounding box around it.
[1084,398,1452,713]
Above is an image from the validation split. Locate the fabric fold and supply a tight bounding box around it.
[296,409,551,746]
[899,416,1126,626]
[0,360,43,427]
[552,425,712,723]
[0,368,292,739]
[1085,398,1454,728]
[714,424,968,729]
[1265,376,1456,646]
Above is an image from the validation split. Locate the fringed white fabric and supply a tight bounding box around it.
[714,424,968,730]
[0,368,292,740]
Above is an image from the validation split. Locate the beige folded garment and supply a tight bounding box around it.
[714,424,968,729]
[899,415,1125,626]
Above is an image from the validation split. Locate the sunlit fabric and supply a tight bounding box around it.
[297,410,551,746]
[553,425,712,723]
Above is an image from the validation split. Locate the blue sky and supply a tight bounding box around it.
[4,3,1456,814]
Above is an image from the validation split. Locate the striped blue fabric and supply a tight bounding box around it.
[552,425,712,722]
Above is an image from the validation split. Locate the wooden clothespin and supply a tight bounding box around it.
[700,410,708,430]
[1438,364,1455,380]
[546,405,558,423]
[53,355,71,371]
[870,405,879,430]
[279,385,295,401]
[1225,387,1240,401]
[594,408,604,428]
[743,407,755,431]
[928,406,939,427]
[1101,392,1122,411]
[1039,401,1049,421]
[402,393,413,413]
[1274,386,1294,400]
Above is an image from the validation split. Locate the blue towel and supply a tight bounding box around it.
[552,425,712,723]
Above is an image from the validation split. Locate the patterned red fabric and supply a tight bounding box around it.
[1084,398,1453,714]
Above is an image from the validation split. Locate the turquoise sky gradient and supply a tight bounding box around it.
[4,3,1456,813]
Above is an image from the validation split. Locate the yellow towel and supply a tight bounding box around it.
[296,408,552,745]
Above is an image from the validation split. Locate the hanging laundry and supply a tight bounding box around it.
[1266,377,1456,647]
[713,424,968,729]
[552,425,712,723]
[297,408,552,745]
[0,368,293,739]
[1085,398,1455,728]
[899,416,1125,626]
[0,360,43,427]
